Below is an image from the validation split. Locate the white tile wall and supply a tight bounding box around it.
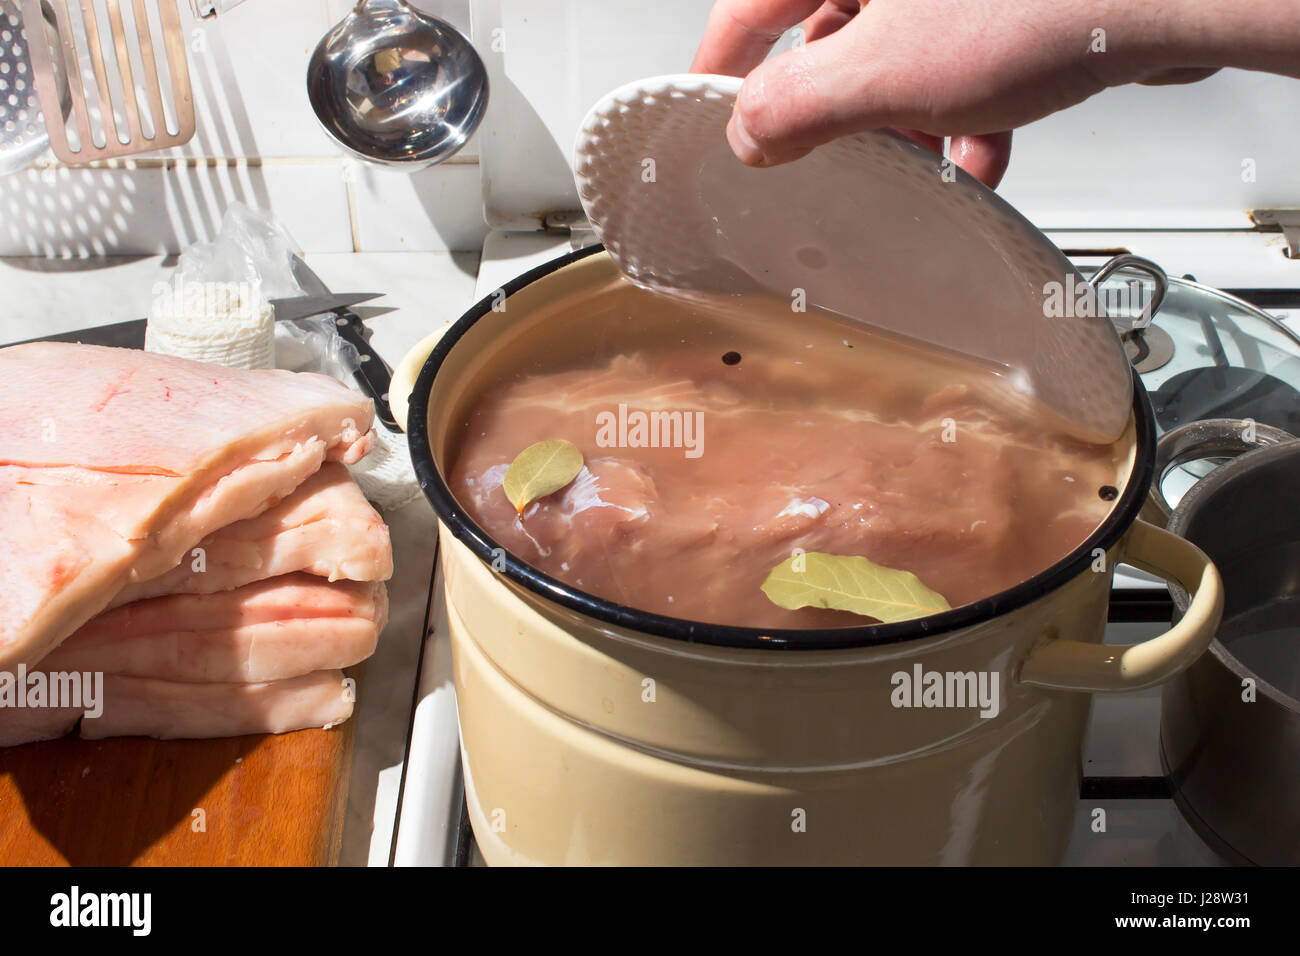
[0,159,352,256]
[348,158,486,252]
[0,0,488,256]
[8,0,1299,258]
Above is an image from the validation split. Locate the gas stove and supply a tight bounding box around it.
[381,229,1300,866]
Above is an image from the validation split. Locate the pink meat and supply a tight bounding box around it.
[111,462,393,606]
[41,573,387,683]
[451,351,1121,628]
[0,343,375,668]
[79,670,354,740]
[0,703,84,748]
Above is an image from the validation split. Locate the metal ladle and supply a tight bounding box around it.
[306,0,488,170]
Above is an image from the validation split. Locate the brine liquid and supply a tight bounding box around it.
[447,273,1127,630]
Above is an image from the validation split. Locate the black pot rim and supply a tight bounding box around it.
[407,244,1157,651]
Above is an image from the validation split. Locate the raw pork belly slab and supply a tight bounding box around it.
[0,343,375,669]
[111,462,393,606]
[0,704,84,748]
[79,670,353,740]
[42,573,388,683]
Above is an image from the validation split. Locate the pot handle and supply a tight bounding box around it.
[387,328,449,433]
[1019,520,1222,693]
[1146,418,1295,526]
[1087,254,1167,331]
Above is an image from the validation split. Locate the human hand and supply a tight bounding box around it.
[690,0,1261,187]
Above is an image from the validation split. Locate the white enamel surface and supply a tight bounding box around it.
[391,565,463,867]
[998,71,1300,230]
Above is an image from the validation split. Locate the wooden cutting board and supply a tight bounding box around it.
[0,720,355,866]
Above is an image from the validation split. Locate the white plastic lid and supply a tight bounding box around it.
[574,74,1135,443]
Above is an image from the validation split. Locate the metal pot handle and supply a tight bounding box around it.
[1087,254,1168,331]
[1147,418,1296,526]
[1019,520,1223,693]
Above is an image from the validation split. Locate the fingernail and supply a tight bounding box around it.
[727,113,766,166]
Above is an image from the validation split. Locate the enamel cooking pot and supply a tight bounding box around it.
[405,246,1224,866]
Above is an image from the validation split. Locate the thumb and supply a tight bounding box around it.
[950,131,1014,189]
[727,19,897,166]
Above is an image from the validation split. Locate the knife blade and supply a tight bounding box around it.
[271,291,383,321]
[289,256,401,433]
[5,291,384,349]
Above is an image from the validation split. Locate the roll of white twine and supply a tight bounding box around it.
[145,283,276,370]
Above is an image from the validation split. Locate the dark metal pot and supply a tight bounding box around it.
[1159,420,1300,864]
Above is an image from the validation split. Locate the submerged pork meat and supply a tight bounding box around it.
[80,670,353,740]
[41,573,387,683]
[0,342,375,668]
[452,351,1122,629]
[111,462,393,607]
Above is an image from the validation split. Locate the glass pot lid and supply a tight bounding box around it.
[1112,277,1300,435]
[1093,265,1300,507]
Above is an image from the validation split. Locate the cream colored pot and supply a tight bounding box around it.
[402,248,1223,866]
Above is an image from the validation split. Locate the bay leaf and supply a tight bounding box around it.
[502,439,584,515]
[760,552,951,624]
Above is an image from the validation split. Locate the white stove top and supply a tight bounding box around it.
[388,228,1300,867]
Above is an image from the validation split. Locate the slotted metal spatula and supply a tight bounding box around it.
[22,0,194,162]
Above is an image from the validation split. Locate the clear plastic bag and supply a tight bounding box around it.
[160,201,363,382]
[161,202,417,509]
[173,201,301,299]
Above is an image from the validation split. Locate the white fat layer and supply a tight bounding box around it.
[561,465,649,522]
[472,463,647,559]
[776,496,830,521]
